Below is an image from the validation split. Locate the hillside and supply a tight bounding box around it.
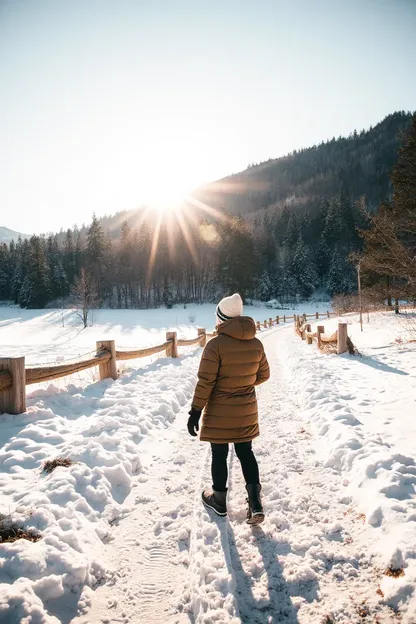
[193,111,413,220]
[1,111,414,309]
[0,226,27,244]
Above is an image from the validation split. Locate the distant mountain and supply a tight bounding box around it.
[0,227,28,244]
[192,111,414,221]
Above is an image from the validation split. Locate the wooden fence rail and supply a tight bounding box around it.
[0,309,352,416]
[293,314,351,355]
[0,330,208,416]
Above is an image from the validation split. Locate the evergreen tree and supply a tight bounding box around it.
[217,218,257,299]
[86,214,107,302]
[0,244,10,300]
[327,248,356,296]
[360,114,416,292]
[291,235,318,299]
[20,236,50,308]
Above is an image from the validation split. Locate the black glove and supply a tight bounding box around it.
[187,407,202,437]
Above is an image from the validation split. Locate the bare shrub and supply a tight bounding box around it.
[43,457,74,474]
[71,268,99,328]
[0,515,41,544]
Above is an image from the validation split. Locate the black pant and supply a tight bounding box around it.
[211,441,260,492]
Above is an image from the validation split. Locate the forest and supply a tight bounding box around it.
[0,111,414,310]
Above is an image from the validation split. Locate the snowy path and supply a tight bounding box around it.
[72,411,205,624]
[73,329,401,624]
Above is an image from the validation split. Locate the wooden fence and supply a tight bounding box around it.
[0,309,339,416]
[254,310,336,332]
[293,315,353,355]
[0,328,212,416]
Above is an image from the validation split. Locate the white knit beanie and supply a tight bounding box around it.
[216,293,243,324]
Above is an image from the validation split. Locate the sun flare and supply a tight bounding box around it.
[151,195,184,215]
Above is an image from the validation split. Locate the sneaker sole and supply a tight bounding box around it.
[247,512,265,526]
[202,496,227,517]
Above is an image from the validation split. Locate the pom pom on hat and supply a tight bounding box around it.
[216,293,243,324]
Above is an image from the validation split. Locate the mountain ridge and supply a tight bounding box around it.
[0,227,28,244]
[192,110,414,220]
[1,111,413,243]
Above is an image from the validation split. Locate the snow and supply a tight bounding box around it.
[0,305,415,622]
[0,302,328,365]
[282,310,416,618]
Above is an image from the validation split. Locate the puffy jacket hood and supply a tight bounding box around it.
[217,316,256,341]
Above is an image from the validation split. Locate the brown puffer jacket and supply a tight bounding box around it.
[192,316,270,443]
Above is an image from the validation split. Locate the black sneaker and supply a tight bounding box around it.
[202,489,227,516]
[246,484,265,525]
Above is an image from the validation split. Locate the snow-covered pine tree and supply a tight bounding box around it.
[291,235,318,299]
[327,247,356,296]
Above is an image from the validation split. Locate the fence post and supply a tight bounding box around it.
[337,323,348,355]
[0,357,26,415]
[276,316,279,324]
[269,317,273,327]
[96,340,117,380]
[306,324,313,345]
[303,313,307,323]
[316,311,319,319]
[166,331,178,358]
[327,310,330,318]
[256,321,261,332]
[283,314,286,323]
[264,320,268,329]
[198,327,207,347]
[317,325,324,348]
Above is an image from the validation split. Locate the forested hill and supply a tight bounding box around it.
[1,111,414,310]
[193,111,413,220]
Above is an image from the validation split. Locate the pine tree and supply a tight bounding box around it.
[291,235,318,299]
[327,248,356,296]
[257,271,273,301]
[20,236,50,308]
[217,218,257,299]
[86,214,107,302]
[0,243,10,300]
[360,114,416,291]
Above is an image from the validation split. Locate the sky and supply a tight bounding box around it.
[0,0,415,235]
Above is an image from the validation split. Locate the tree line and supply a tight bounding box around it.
[0,112,414,310]
[0,194,365,309]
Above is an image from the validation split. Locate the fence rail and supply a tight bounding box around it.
[0,329,208,416]
[25,351,111,385]
[293,315,352,355]
[115,342,171,361]
[2,305,387,416]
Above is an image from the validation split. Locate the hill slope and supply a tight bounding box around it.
[193,111,413,220]
[0,227,28,244]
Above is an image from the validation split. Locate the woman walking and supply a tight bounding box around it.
[187,293,270,525]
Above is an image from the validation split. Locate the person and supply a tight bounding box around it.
[187,293,270,525]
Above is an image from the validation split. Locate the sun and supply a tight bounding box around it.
[151,194,184,215]
[145,180,193,215]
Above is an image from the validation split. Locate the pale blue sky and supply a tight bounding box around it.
[0,0,415,234]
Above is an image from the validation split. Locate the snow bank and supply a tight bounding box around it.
[0,351,200,622]
[280,313,416,617]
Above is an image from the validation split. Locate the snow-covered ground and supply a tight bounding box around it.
[0,302,330,366]
[0,307,415,623]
